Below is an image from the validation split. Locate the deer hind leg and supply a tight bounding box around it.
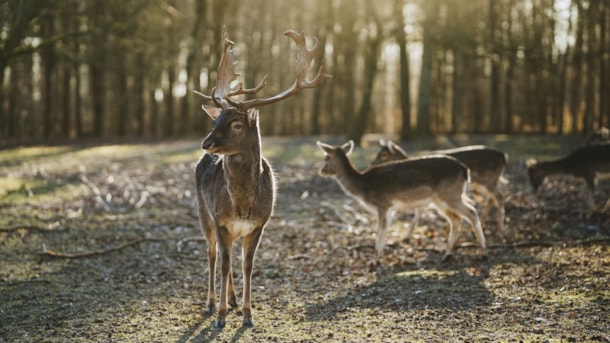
[454,195,487,252]
[227,266,238,309]
[434,208,459,261]
[404,209,421,242]
[477,185,505,234]
[214,227,235,329]
[584,173,596,209]
[241,227,264,327]
[493,189,505,235]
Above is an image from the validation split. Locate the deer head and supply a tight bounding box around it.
[371,139,409,165]
[195,29,331,155]
[317,140,354,177]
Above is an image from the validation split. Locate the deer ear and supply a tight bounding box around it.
[386,140,395,154]
[525,158,537,168]
[247,108,259,126]
[342,140,354,155]
[379,138,387,147]
[316,141,333,154]
[390,141,408,157]
[202,105,222,120]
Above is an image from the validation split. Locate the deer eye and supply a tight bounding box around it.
[231,122,244,131]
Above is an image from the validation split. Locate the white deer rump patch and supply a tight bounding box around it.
[228,219,258,238]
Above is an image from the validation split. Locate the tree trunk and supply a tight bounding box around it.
[570,1,584,134]
[347,24,383,145]
[134,53,146,136]
[41,11,56,138]
[164,66,175,137]
[416,0,437,137]
[116,61,129,136]
[395,0,412,141]
[488,0,501,132]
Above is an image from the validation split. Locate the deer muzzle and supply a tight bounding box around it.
[201,135,217,152]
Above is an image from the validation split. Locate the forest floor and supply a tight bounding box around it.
[1,135,609,343]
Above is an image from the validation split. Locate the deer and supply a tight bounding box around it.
[317,140,487,263]
[588,127,609,144]
[372,139,508,237]
[194,30,330,328]
[526,143,610,208]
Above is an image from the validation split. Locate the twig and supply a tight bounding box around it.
[38,237,149,258]
[80,175,112,211]
[177,236,206,252]
[0,224,64,233]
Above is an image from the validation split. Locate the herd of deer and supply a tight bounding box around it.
[192,30,610,328]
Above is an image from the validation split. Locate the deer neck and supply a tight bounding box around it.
[333,154,365,197]
[537,158,571,177]
[222,143,263,214]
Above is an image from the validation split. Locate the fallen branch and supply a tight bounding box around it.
[38,237,148,258]
[80,175,112,211]
[0,224,64,233]
[176,236,206,252]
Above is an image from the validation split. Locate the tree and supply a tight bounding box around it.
[394,0,412,141]
[416,0,438,136]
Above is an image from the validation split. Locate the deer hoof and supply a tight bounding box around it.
[229,298,239,309]
[214,319,226,329]
[441,253,453,263]
[243,318,254,327]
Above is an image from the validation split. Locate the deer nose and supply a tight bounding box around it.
[201,138,214,150]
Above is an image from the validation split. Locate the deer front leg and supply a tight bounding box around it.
[241,227,264,327]
[200,216,217,315]
[215,227,234,329]
[375,209,391,259]
[205,240,217,314]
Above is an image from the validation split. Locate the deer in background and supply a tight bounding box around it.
[372,140,508,236]
[526,143,610,208]
[194,30,330,328]
[317,140,486,262]
[588,127,609,144]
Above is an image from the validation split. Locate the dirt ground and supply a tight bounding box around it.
[1,135,609,342]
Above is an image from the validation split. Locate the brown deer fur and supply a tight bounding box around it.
[317,140,487,261]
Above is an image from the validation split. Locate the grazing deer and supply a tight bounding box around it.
[194,30,330,328]
[588,127,609,144]
[372,140,508,235]
[317,140,486,261]
[526,143,610,208]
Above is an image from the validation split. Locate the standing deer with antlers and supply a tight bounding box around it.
[194,30,330,328]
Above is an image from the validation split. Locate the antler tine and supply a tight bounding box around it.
[232,30,332,111]
[285,30,331,88]
[193,89,213,102]
[192,29,243,110]
[211,31,243,109]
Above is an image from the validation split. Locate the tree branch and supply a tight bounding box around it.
[38,237,150,258]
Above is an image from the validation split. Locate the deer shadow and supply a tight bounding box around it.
[303,268,494,321]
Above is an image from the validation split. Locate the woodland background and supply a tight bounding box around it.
[1,0,609,145]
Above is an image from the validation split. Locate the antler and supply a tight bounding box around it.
[194,29,331,113]
[194,29,263,110]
